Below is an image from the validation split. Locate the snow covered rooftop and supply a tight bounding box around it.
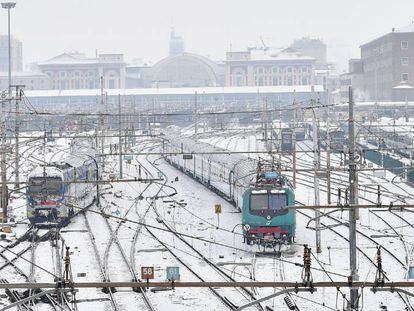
[38,52,98,66]
[24,85,325,98]
[227,48,315,63]
[395,22,414,33]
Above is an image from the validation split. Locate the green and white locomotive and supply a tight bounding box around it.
[164,134,295,248]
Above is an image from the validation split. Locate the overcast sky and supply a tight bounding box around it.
[4,0,414,72]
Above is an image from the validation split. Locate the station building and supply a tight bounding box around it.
[225,48,315,87]
[37,52,126,90]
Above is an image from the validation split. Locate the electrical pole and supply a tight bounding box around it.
[118,94,123,179]
[1,98,7,223]
[312,109,321,254]
[348,86,359,309]
[292,98,297,188]
[99,76,105,171]
[326,101,331,204]
[1,2,15,222]
[264,97,268,151]
[14,86,22,189]
[2,2,16,98]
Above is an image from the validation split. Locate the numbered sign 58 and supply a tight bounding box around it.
[141,266,154,280]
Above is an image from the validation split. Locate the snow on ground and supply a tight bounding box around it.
[2,128,414,310]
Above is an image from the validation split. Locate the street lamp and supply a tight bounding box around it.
[1,2,16,96]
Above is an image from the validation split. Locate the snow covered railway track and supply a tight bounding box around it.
[369,210,409,266]
[141,157,265,311]
[80,150,158,311]
[296,202,413,310]
[0,229,64,311]
[82,211,120,311]
[99,202,156,311]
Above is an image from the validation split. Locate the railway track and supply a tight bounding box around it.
[141,153,266,311]
[295,202,414,310]
[0,227,68,311]
[81,146,157,311]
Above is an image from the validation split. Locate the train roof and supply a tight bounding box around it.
[28,136,98,179]
[28,166,63,179]
[166,133,258,184]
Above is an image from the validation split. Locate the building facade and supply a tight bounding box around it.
[151,53,224,88]
[37,52,126,90]
[0,35,22,72]
[225,48,315,87]
[360,23,414,101]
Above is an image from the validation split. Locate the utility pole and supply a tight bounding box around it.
[264,97,268,151]
[2,2,15,97]
[278,97,282,163]
[348,86,359,309]
[1,2,15,223]
[1,98,7,223]
[99,76,105,171]
[326,99,331,204]
[312,109,321,254]
[292,97,297,188]
[118,94,123,179]
[13,86,22,189]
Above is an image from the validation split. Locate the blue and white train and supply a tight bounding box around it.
[27,137,99,225]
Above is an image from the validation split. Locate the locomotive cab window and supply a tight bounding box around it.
[250,193,268,211]
[269,193,287,210]
[250,189,288,212]
[29,177,61,195]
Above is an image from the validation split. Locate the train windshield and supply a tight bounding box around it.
[269,194,287,210]
[28,177,61,195]
[250,191,287,211]
[250,194,268,211]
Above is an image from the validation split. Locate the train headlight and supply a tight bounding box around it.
[266,215,271,220]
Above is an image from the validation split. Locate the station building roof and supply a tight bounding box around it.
[24,85,325,98]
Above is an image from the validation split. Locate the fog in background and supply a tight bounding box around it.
[3,0,414,71]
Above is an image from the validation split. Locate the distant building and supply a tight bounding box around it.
[37,52,125,90]
[0,35,22,72]
[169,29,185,56]
[225,48,315,87]
[125,58,152,88]
[340,59,364,101]
[0,71,50,91]
[359,23,414,101]
[151,53,224,88]
[290,37,327,65]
